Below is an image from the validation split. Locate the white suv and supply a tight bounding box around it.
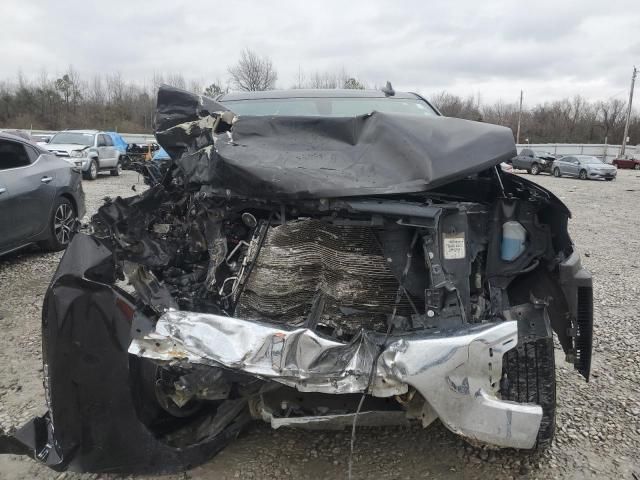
[45,130,122,180]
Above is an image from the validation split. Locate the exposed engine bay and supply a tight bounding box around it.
[0,86,593,474]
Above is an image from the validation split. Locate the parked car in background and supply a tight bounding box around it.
[32,133,54,145]
[510,149,556,175]
[0,131,85,256]
[612,157,640,170]
[553,155,617,180]
[45,130,123,180]
[0,129,37,142]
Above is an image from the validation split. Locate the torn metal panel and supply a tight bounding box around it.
[130,312,542,448]
[124,261,178,313]
[129,310,392,396]
[202,212,228,290]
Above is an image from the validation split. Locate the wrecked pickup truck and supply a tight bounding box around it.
[1,86,593,474]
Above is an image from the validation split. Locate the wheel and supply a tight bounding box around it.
[38,197,76,251]
[579,169,588,180]
[130,358,210,439]
[110,159,122,176]
[501,337,556,449]
[553,167,561,177]
[635,164,640,170]
[526,169,532,174]
[530,163,540,175]
[84,159,98,180]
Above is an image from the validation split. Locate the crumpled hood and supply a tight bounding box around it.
[155,85,517,199]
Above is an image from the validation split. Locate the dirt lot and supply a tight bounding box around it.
[1,169,639,479]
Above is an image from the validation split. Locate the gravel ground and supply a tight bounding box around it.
[0,169,639,479]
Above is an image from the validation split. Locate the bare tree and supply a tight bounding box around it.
[188,79,202,95]
[1,67,640,143]
[203,82,225,97]
[432,91,482,120]
[307,71,339,89]
[165,73,186,90]
[343,77,366,90]
[228,49,277,91]
[598,99,626,140]
[88,75,105,106]
[151,72,165,94]
[291,66,306,89]
[106,72,125,105]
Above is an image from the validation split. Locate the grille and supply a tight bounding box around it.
[235,219,412,333]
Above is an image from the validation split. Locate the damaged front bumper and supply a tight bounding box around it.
[0,234,546,475]
[130,311,542,449]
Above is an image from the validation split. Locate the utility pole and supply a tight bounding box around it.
[620,66,637,157]
[516,90,523,145]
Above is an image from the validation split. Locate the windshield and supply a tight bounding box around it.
[50,132,95,146]
[221,97,438,117]
[535,151,553,157]
[580,156,604,164]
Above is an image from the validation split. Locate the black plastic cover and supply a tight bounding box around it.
[1,234,249,473]
[155,85,517,199]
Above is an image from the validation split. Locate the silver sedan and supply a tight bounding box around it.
[0,132,86,256]
[552,155,617,180]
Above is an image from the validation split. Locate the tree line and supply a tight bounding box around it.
[1,49,638,145]
[431,91,639,145]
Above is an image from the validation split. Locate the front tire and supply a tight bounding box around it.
[579,169,588,180]
[635,164,640,170]
[501,337,556,449]
[84,159,98,180]
[553,167,561,177]
[110,159,122,176]
[531,163,540,175]
[38,197,76,251]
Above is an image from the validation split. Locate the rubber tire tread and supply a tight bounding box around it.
[501,337,556,449]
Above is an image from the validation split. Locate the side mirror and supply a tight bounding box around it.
[44,138,50,143]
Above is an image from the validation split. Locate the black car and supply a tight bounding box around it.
[0,132,85,256]
[511,149,556,175]
[2,88,592,474]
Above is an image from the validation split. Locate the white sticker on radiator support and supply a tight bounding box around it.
[443,232,466,260]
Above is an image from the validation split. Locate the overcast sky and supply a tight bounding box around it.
[2,0,639,106]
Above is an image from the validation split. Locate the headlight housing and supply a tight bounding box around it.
[70,150,87,158]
